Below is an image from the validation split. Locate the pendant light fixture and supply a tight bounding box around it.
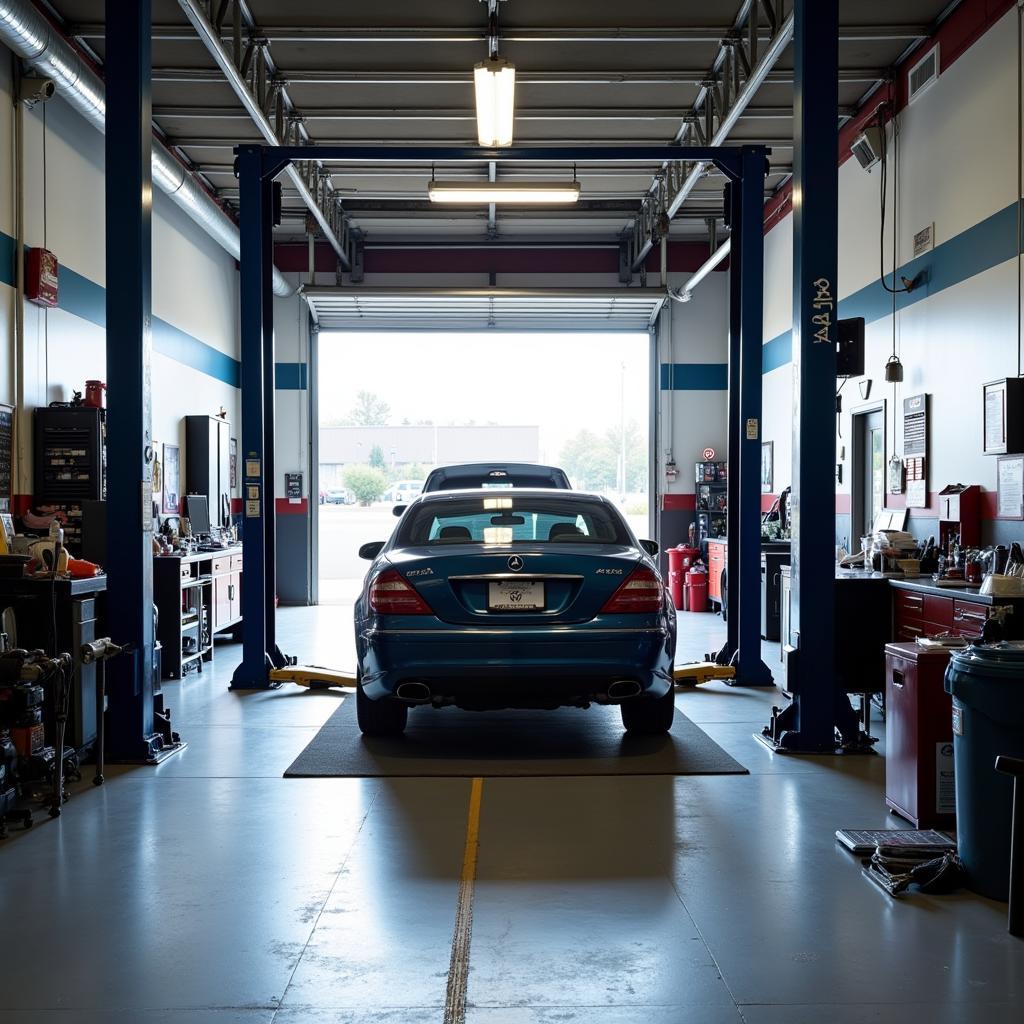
[474,3,515,147]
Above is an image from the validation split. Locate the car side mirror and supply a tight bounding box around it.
[358,541,385,560]
[392,505,407,517]
[639,539,659,557]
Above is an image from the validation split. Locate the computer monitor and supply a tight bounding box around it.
[185,494,212,537]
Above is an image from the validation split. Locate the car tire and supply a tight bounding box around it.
[620,686,675,734]
[355,678,408,736]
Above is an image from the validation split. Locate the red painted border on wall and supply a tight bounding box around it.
[276,241,726,277]
[276,498,309,515]
[764,0,1015,234]
[662,493,696,511]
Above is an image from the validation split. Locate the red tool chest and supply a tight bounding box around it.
[884,642,956,829]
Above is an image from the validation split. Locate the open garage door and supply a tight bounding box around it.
[303,287,667,332]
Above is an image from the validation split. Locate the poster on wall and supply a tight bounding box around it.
[760,442,773,494]
[997,455,1024,520]
[162,444,180,515]
[151,441,163,511]
[0,404,13,514]
[229,437,238,489]
[984,379,1008,455]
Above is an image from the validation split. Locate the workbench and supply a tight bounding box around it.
[153,546,243,680]
[0,574,106,749]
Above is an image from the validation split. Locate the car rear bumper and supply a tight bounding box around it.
[357,625,674,707]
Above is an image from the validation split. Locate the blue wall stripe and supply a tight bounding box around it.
[0,229,314,391]
[660,362,728,390]
[275,362,308,390]
[763,201,1020,374]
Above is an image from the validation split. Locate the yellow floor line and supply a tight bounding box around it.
[443,777,484,1024]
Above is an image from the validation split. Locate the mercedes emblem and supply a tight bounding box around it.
[507,555,524,572]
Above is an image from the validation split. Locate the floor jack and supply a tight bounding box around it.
[269,665,357,690]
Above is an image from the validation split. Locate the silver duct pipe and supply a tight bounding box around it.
[0,0,294,297]
[670,238,731,303]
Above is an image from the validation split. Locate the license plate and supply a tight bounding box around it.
[488,580,544,610]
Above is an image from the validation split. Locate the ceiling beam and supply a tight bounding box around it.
[150,66,888,85]
[152,104,844,121]
[165,135,798,149]
[72,22,931,43]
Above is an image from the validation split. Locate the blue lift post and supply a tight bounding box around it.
[735,147,773,687]
[232,144,765,687]
[231,147,286,689]
[103,0,161,758]
[764,0,841,750]
[719,181,741,667]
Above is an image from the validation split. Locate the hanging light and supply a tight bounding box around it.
[428,180,580,204]
[884,352,904,383]
[474,57,516,147]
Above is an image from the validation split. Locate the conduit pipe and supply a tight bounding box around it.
[0,0,294,296]
[670,237,730,302]
[177,0,351,270]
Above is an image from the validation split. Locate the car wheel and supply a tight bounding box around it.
[620,686,675,734]
[355,678,408,736]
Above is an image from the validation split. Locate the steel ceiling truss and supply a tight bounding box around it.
[624,1,795,275]
[178,0,356,270]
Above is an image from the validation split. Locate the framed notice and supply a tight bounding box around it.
[162,443,181,514]
[229,436,238,489]
[760,442,773,494]
[984,379,1009,455]
[997,455,1024,520]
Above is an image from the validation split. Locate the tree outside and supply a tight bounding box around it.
[343,464,388,506]
[559,419,647,493]
[368,444,386,470]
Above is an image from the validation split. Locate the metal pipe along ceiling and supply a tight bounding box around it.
[0,0,294,297]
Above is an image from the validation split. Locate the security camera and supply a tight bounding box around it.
[20,76,56,108]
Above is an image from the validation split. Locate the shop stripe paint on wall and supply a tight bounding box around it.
[0,230,303,391]
[762,200,1021,374]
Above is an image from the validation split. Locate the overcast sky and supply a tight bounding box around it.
[317,332,650,462]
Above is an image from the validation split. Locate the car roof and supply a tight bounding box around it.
[410,487,608,505]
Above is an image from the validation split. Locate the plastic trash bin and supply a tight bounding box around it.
[945,642,1024,901]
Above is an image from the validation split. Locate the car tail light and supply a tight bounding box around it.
[369,568,433,615]
[600,565,664,614]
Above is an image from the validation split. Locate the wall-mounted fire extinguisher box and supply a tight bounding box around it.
[25,247,59,307]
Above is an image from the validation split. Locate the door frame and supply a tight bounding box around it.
[850,398,887,545]
[308,322,320,605]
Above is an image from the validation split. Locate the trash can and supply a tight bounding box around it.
[945,643,1024,901]
[667,546,686,611]
[685,568,708,613]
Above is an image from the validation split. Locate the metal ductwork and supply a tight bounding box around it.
[0,0,294,297]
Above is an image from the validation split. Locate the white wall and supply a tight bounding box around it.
[761,7,1023,540]
[0,68,241,502]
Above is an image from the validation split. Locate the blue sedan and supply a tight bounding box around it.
[353,489,676,736]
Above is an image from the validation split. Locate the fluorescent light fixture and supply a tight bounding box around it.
[428,180,581,204]
[474,57,516,146]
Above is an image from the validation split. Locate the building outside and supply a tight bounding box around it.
[319,424,541,488]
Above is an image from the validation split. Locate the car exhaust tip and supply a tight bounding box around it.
[396,681,432,704]
[608,680,642,700]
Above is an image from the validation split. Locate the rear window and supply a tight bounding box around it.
[398,496,629,546]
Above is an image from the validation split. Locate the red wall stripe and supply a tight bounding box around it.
[276,241,726,277]
[276,497,309,516]
[765,0,1015,235]
[662,493,697,511]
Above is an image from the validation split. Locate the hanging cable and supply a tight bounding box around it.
[878,105,911,296]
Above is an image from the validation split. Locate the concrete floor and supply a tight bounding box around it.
[0,607,1021,1023]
